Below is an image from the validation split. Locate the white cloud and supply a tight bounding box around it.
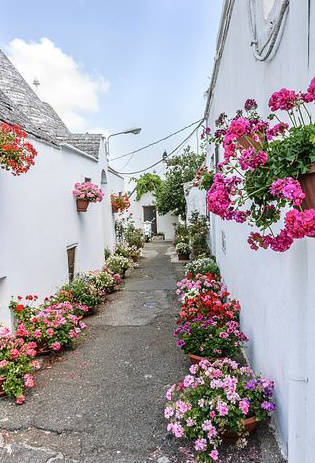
[7,37,110,130]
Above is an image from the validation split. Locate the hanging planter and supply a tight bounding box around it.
[0,123,37,176]
[299,163,315,210]
[73,182,104,213]
[111,193,130,213]
[76,199,89,212]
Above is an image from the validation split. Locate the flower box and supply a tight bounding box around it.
[76,199,89,212]
[0,376,6,396]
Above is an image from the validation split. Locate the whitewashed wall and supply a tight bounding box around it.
[184,181,207,222]
[203,0,315,460]
[128,192,178,240]
[0,137,114,328]
[106,169,125,252]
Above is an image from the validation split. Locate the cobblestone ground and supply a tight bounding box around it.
[0,242,286,463]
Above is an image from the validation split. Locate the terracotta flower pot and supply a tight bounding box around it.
[0,376,6,396]
[76,199,89,212]
[178,253,190,261]
[222,416,258,441]
[237,133,265,150]
[299,164,315,211]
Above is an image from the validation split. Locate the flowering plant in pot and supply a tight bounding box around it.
[164,358,275,462]
[185,258,220,278]
[176,290,240,325]
[59,278,104,313]
[12,302,87,353]
[206,77,315,252]
[73,182,104,212]
[115,244,142,262]
[0,326,37,404]
[111,193,130,213]
[176,274,226,304]
[45,290,90,318]
[81,269,117,295]
[0,123,37,176]
[176,242,191,260]
[174,318,248,363]
[106,255,131,277]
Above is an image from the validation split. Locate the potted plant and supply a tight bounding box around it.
[105,255,131,277]
[164,358,276,462]
[111,193,130,213]
[0,326,37,404]
[73,182,104,212]
[0,123,37,176]
[205,76,315,252]
[185,258,220,277]
[176,242,191,261]
[174,317,248,364]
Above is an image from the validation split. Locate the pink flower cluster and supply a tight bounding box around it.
[73,182,104,202]
[239,148,267,171]
[269,88,298,111]
[206,174,244,221]
[270,177,305,206]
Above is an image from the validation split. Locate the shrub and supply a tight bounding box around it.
[59,278,103,310]
[0,326,37,403]
[165,358,275,462]
[115,245,141,261]
[174,318,248,359]
[186,258,220,277]
[176,242,191,255]
[106,255,131,276]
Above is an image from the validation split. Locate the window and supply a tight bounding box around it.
[67,245,77,281]
[85,177,91,183]
[101,170,107,186]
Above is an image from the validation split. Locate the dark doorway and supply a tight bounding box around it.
[67,246,76,281]
[143,206,157,234]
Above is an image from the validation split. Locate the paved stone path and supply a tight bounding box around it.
[0,242,285,463]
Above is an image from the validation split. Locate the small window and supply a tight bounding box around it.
[101,170,107,185]
[67,245,77,281]
[85,177,91,183]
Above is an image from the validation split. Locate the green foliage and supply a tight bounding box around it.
[155,147,205,219]
[132,173,162,201]
[188,212,209,258]
[185,257,220,277]
[244,124,315,229]
[60,278,102,309]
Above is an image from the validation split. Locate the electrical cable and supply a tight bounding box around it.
[110,118,203,161]
[114,117,205,176]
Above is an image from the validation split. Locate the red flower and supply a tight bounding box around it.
[15,304,24,313]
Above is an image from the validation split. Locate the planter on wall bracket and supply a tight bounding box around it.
[76,199,89,212]
[299,164,315,211]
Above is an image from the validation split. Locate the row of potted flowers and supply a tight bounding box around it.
[0,244,143,404]
[164,257,276,462]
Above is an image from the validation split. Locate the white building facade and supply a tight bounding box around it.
[0,50,122,328]
[187,1,315,461]
[128,192,178,240]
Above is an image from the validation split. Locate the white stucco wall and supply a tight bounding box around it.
[201,1,315,460]
[0,137,114,327]
[128,192,178,240]
[184,182,207,222]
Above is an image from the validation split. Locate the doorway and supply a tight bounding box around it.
[143,206,157,234]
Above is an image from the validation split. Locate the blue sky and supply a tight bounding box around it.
[0,0,223,176]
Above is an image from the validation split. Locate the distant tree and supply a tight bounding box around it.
[131,173,162,201]
[155,146,205,220]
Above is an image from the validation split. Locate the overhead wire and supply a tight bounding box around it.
[110,118,203,161]
[114,117,205,176]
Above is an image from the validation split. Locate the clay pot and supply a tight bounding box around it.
[178,253,190,261]
[0,376,6,396]
[222,416,258,441]
[299,164,315,211]
[237,133,265,150]
[76,199,89,212]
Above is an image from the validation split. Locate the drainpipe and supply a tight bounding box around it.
[288,242,308,463]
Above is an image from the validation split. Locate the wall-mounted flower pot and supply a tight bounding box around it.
[178,253,190,261]
[222,416,257,441]
[299,164,315,211]
[0,376,6,396]
[76,199,89,212]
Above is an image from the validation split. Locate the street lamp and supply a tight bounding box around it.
[105,127,142,160]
